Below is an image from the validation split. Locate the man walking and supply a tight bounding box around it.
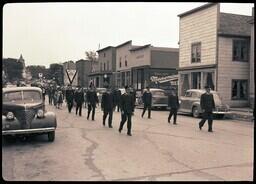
[65,84,74,113]
[101,85,114,128]
[168,90,179,125]
[198,85,215,132]
[86,83,99,121]
[118,86,135,136]
[74,85,84,116]
[141,86,152,119]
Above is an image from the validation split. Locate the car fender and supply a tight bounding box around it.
[44,111,57,127]
[191,102,202,113]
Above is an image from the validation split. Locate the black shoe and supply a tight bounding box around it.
[199,124,202,130]
[208,130,213,132]
[118,129,122,133]
[103,123,105,126]
[148,117,151,119]
[109,125,113,128]
[173,123,177,125]
[127,133,132,136]
[168,119,170,123]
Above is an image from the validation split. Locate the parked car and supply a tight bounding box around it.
[96,88,107,103]
[2,87,57,142]
[136,88,168,110]
[179,89,230,118]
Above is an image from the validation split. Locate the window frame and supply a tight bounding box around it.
[191,42,201,63]
[232,39,249,62]
[231,79,248,100]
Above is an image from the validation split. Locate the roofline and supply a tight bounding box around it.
[178,3,217,18]
[115,40,132,48]
[96,46,115,53]
[129,44,151,51]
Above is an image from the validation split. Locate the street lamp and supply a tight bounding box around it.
[103,74,108,88]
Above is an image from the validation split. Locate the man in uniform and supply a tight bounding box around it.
[65,84,74,113]
[198,85,215,132]
[141,86,152,119]
[74,85,84,116]
[86,83,99,121]
[118,85,135,136]
[101,85,114,128]
[168,90,179,125]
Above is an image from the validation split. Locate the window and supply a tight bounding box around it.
[185,91,192,97]
[232,80,248,100]
[107,61,109,71]
[125,60,127,67]
[191,42,201,63]
[191,72,201,89]
[233,40,249,62]
[103,63,106,71]
[100,63,102,71]
[191,92,199,98]
[119,62,122,68]
[103,53,106,57]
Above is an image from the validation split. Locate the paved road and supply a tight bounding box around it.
[2,103,254,181]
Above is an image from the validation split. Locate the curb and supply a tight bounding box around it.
[225,113,254,122]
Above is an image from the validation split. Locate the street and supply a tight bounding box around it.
[2,102,254,181]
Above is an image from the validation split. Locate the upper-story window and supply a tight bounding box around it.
[103,53,106,57]
[125,60,127,67]
[233,40,249,62]
[191,42,201,63]
[119,57,122,68]
[107,61,109,71]
[103,63,106,71]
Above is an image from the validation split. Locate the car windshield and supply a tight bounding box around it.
[3,90,41,103]
[152,91,166,96]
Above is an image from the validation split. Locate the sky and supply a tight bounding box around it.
[3,2,254,68]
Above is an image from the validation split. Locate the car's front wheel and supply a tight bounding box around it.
[192,106,200,118]
[48,131,55,142]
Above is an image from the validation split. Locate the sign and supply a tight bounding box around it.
[150,75,178,84]
[38,73,43,78]
[66,69,77,84]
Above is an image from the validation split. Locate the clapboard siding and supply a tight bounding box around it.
[217,37,249,107]
[179,4,218,69]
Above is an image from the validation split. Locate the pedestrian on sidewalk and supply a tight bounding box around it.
[56,88,64,109]
[101,85,114,128]
[86,83,99,120]
[118,85,135,136]
[168,90,180,125]
[141,86,152,119]
[74,85,84,116]
[65,84,74,113]
[198,85,215,132]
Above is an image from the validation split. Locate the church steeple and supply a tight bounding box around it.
[18,54,24,62]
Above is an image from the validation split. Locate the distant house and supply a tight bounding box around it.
[178,3,253,107]
[76,59,92,88]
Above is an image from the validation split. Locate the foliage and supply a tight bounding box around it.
[2,58,23,82]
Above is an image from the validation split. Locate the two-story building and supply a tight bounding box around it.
[76,59,92,87]
[178,3,253,107]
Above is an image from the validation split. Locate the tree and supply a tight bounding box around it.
[26,65,47,80]
[85,51,98,72]
[49,63,64,85]
[2,58,23,82]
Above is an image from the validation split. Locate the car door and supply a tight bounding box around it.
[179,91,192,113]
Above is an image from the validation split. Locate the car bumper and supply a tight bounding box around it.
[212,111,231,114]
[2,127,56,135]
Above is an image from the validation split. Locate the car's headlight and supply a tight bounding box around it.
[37,109,44,118]
[6,112,14,120]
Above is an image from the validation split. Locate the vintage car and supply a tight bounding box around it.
[179,89,230,118]
[2,87,57,142]
[136,88,168,110]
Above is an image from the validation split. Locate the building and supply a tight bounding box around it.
[248,7,254,108]
[18,54,26,79]
[178,3,252,107]
[89,46,116,88]
[76,59,92,87]
[130,45,179,91]
[63,61,77,86]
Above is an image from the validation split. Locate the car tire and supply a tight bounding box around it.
[48,131,55,142]
[217,114,225,119]
[192,106,200,118]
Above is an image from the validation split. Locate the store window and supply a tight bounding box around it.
[203,72,215,90]
[232,80,248,100]
[180,74,190,96]
[233,40,249,62]
[191,72,201,89]
[191,42,201,63]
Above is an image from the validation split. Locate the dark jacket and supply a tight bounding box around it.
[86,89,99,106]
[168,94,179,109]
[74,89,84,104]
[200,92,215,112]
[113,89,121,106]
[120,92,134,114]
[142,91,152,106]
[66,88,74,102]
[101,91,114,111]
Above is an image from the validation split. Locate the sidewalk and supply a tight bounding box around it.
[225,107,254,122]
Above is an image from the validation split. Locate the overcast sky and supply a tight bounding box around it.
[3,2,254,68]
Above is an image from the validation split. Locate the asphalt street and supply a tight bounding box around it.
[2,102,254,181]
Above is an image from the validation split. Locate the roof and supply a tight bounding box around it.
[178,3,217,18]
[115,40,132,48]
[97,46,115,53]
[3,87,42,93]
[218,13,252,37]
[129,44,151,51]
